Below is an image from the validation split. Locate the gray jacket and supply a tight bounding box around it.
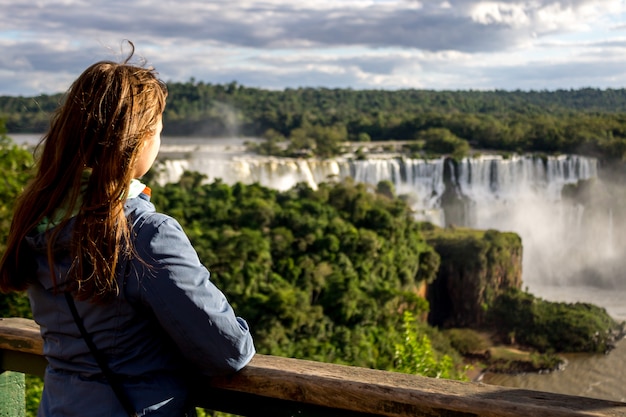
[26,190,255,416]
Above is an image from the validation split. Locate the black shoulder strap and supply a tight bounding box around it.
[64,292,138,417]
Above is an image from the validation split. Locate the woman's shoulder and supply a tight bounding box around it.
[125,196,175,229]
[125,196,185,237]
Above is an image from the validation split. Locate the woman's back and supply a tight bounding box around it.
[26,187,254,416]
[1,44,255,416]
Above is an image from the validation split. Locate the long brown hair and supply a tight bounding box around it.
[0,42,167,303]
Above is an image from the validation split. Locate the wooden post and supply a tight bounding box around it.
[0,371,25,417]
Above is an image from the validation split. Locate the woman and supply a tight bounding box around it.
[0,43,255,416]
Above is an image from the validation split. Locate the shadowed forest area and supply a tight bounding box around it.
[5,84,626,161]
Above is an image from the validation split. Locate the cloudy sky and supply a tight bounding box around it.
[2,0,626,96]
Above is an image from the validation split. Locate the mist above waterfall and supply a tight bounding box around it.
[155,141,626,293]
[449,155,622,290]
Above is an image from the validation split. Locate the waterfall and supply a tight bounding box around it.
[155,151,448,224]
[455,154,596,202]
[155,143,624,290]
[448,155,604,289]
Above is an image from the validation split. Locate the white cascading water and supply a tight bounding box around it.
[450,155,605,290]
[155,141,626,304]
[157,154,448,224]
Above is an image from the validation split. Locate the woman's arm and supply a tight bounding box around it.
[131,214,255,375]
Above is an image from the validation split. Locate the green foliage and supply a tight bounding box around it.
[8,85,626,161]
[0,127,35,319]
[246,129,286,155]
[443,328,490,355]
[0,94,60,133]
[25,376,43,417]
[393,311,466,380]
[375,180,395,199]
[285,124,347,158]
[357,132,371,142]
[418,128,470,160]
[487,288,623,353]
[485,347,564,374]
[150,177,451,371]
[0,123,34,253]
[195,408,237,417]
[0,291,32,318]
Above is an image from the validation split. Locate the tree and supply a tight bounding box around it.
[0,123,34,254]
[149,177,451,372]
[419,128,470,160]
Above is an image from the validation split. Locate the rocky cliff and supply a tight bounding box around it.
[424,226,523,329]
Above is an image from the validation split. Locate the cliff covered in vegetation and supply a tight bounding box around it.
[424,226,523,329]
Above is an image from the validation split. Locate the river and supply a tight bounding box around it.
[483,342,626,403]
[481,282,626,402]
[484,341,626,402]
[8,133,626,402]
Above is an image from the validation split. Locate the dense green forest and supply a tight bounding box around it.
[1,117,624,415]
[4,84,626,160]
[146,170,468,375]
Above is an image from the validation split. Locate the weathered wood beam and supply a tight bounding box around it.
[203,354,626,417]
[2,317,626,417]
[0,318,42,355]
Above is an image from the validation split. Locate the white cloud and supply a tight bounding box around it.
[470,2,531,27]
[0,0,626,95]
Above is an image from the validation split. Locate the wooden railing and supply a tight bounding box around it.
[2,317,626,417]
